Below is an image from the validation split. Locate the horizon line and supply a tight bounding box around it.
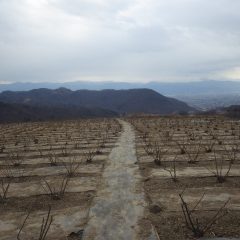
[1,79,240,85]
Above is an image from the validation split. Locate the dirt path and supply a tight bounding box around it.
[83,120,157,240]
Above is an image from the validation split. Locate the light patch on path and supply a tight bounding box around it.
[83,120,156,240]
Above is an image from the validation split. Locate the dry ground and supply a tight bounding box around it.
[0,119,121,240]
[131,116,240,240]
[1,116,240,240]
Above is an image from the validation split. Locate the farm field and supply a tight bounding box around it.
[0,116,240,240]
[130,116,240,240]
[0,119,121,239]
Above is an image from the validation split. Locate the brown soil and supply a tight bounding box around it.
[0,191,95,213]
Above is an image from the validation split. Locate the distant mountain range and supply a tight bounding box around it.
[1,80,240,110]
[0,88,194,123]
[1,80,240,95]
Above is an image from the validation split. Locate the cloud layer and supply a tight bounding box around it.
[0,0,240,83]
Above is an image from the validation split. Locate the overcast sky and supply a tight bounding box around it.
[0,0,240,83]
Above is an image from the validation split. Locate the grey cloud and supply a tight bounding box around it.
[0,0,240,83]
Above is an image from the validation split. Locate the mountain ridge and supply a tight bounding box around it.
[0,88,194,116]
[1,80,240,96]
[0,101,118,123]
